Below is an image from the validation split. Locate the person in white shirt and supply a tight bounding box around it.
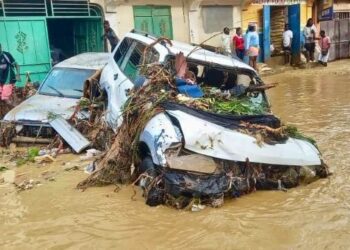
[221,27,232,56]
[303,18,317,62]
[282,24,293,65]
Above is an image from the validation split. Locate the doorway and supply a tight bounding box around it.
[47,18,104,59]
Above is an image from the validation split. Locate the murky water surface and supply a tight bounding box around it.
[1,61,350,249]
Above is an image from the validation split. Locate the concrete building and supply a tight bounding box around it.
[3,0,333,84]
[0,0,247,84]
[311,0,350,60]
[241,0,314,64]
[102,0,243,48]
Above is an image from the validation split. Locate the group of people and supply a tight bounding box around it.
[283,19,331,66]
[303,18,331,66]
[222,18,332,70]
[221,24,260,71]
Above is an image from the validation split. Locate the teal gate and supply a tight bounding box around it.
[0,17,51,86]
[0,0,104,86]
[73,19,104,54]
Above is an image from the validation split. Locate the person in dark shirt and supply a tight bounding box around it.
[103,20,119,52]
[50,44,67,66]
[0,43,20,103]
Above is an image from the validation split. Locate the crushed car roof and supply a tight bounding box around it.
[167,40,254,72]
[126,32,256,73]
[55,52,109,70]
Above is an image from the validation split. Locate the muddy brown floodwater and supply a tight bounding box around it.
[1,60,350,249]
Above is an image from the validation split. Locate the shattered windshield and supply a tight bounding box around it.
[39,68,95,98]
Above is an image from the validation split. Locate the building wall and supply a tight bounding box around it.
[241,5,263,32]
[301,4,313,27]
[189,2,242,47]
[242,3,311,30]
[334,0,350,12]
[92,0,190,42]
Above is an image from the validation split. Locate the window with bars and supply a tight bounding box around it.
[51,0,90,16]
[0,0,92,17]
[2,0,47,16]
[334,12,350,20]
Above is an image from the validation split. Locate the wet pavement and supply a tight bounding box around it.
[1,60,350,249]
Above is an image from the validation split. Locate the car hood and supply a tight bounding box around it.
[167,110,321,166]
[3,94,79,123]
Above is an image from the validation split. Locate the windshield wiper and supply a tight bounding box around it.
[47,85,64,97]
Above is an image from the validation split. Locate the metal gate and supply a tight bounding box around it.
[0,0,104,85]
[0,18,51,86]
[73,19,103,54]
[321,18,350,61]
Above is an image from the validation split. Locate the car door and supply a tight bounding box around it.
[104,37,157,129]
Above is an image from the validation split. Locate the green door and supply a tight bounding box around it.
[73,19,103,54]
[0,17,51,86]
[134,6,154,34]
[133,6,173,39]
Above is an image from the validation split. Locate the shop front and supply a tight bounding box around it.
[314,0,350,60]
[243,0,311,64]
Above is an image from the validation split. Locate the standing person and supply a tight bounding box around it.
[233,27,245,60]
[221,27,232,56]
[50,44,67,66]
[103,20,119,52]
[0,43,20,104]
[245,24,260,71]
[318,30,331,67]
[282,24,293,65]
[303,18,317,62]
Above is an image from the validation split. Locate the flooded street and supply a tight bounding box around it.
[1,60,350,249]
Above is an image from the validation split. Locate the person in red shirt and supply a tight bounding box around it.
[232,27,245,60]
[318,30,331,67]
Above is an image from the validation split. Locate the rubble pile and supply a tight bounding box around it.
[0,78,37,120]
[77,63,175,188]
[142,160,328,209]
[0,122,16,147]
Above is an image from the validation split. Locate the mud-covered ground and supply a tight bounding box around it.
[1,59,350,249]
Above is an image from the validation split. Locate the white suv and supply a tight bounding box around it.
[100,31,322,170]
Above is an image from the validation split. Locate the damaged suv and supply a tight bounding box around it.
[99,31,328,208]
